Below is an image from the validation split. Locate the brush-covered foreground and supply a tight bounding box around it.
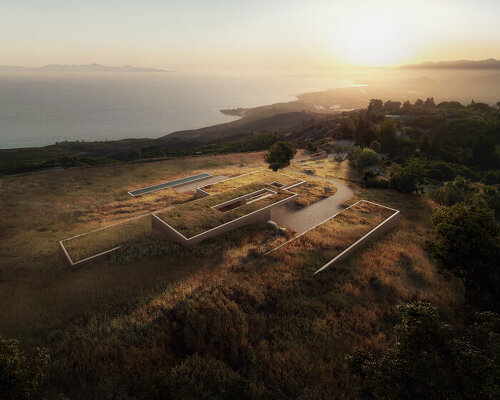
[0,153,462,399]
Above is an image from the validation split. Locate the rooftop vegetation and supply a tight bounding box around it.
[157,182,295,237]
[200,169,301,195]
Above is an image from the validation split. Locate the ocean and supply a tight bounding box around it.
[0,72,348,149]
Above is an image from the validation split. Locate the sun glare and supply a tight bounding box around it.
[326,7,418,67]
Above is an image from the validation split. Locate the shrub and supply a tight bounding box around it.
[348,302,500,400]
[428,199,499,310]
[482,170,500,185]
[168,354,251,400]
[428,176,473,206]
[351,147,379,170]
[170,290,249,363]
[0,336,50,400]
[366,177,389,189]
[388,159,425,193]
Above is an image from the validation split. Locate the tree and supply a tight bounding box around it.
[384,100,401,114]
[348,302,500,400]
[0,336,49,400]
[414,98,424,108]
[368,99,384,113]
[388,159,425,193]
[265,142,297,171]
[380,118,398,154]
[428,198,499,310]
[352,147,379,171]
[424,97,436,108]
[402,100,412,113]
[429,176,473,206]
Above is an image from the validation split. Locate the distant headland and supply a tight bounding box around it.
[400,58,500,70]
[0,63,167,72]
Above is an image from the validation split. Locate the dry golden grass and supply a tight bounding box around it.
[287,177,337,207]
[269,201,394,266]
[292,158,363,183]
[0,154,464,399]
[157,183,294,237]
[63,215,151,262]
[200,169,301,194]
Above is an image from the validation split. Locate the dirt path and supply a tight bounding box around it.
[271,169,355,234]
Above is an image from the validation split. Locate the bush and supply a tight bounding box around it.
[428,176,473,206]
[366,177,389,189]
[168,354,251,400]
[170,290,249,363]
[428,199,499,310]
[348,302,500,400]
[482,170,500,185]
[0,336,50,400]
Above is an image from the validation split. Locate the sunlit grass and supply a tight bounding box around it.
[201,169,301,194]
[269,201,395,268]
[157,183,294,237]
[63,215,151,262]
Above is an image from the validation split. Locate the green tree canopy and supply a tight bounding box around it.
[428,198,499,310]
[388,159,425,193]
[265,141,297,171]
[380,118,398,154]
[352,147,379,171]
[348,302,500,400]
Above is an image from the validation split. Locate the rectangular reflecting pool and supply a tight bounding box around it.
[128,173,211,196]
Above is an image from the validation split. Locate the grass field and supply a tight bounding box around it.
[200,169,302,194]
[0,152,463,399]
[269,201,396,269]
[62,215,152,262]
[292,158,363,183]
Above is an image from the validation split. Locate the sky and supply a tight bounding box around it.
[1,0,499,71]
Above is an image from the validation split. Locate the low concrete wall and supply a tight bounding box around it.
[195,188,211,198]
[59,240,121,269]
[314,207,400,274]
[152,193,296,246]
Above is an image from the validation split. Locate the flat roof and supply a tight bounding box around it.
[156,182,295,238]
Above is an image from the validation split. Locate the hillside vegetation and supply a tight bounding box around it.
[1,98,499,399]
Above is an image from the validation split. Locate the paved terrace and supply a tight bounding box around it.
[271,169,355,234]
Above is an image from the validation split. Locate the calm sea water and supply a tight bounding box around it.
[0,72,349,149]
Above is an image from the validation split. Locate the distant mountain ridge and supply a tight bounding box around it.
[0,63,167,72]
[400,58,500,69]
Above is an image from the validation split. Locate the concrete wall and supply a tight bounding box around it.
[152,206,272,246]
[195,187,211,198]
[314,209,400,274]
[59,240,121,268]
[152,193,296,246]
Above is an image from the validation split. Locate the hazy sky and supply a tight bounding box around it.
[2,0,499,71]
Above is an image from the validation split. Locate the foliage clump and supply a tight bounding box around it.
[265,141,297,171]
[0,336,49,400]
[348,302,500,400]
[170,290,249,364]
